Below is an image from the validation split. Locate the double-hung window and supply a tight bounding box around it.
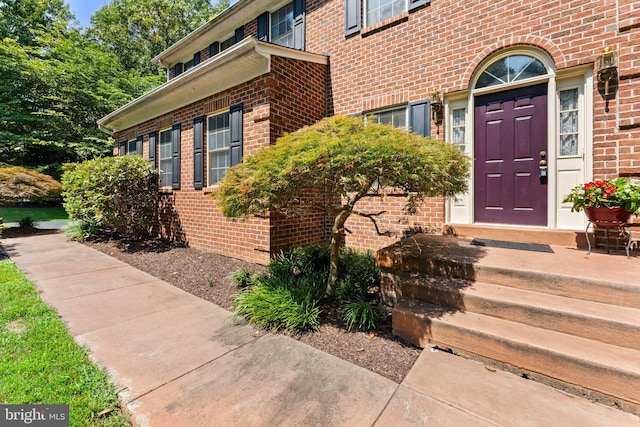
[128,138,137,154]
[271,3,294,48]
[159,128,173,188]
[366,106,407,129]
[366,0,406,27]
[366,101,431,135]
[207,111,231,186]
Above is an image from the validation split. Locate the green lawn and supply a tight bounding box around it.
[0,205,69,223]
[0,260,129,426]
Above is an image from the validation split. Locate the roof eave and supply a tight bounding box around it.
[99,39,327,133]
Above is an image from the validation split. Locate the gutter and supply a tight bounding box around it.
[98,123,114,136]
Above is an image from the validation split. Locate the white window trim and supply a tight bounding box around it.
[445,96,472,225]
[364,0,408,28]
[206,109,231,187]
[158,127,173,189]
[471,48,555,96]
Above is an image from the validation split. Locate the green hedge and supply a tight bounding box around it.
[62,156,158,239]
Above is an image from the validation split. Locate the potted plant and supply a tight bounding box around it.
[563,177,640,224]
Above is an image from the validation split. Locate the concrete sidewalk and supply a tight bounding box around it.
[3,220,70,230]
[2,233,638,426]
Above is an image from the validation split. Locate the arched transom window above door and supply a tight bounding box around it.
[475,55,548,89]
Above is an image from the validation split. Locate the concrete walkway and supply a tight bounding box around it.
[2,233,638,426]
[3,220,70,230]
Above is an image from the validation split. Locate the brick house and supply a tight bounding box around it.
[98,0,640,264]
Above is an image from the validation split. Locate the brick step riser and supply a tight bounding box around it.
[393,308,640,410]
[399,279,640,351]
[444,225,589,248]
[380,260,640,309]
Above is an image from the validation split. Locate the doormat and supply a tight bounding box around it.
[470,238,554,253]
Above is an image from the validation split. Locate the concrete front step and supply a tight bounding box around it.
[393,271,640,351]
[378,238,640,309]
[393,298,640,411]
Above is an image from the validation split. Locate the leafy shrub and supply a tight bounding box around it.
[231,244,385,332]
[61,156,158,239]
[0,167,62,206]
[18,216,36,228]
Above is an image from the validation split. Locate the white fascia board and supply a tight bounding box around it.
[99,39,327,133]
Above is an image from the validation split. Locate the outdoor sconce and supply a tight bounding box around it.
[430,88,443,122]
[597,47,617,97]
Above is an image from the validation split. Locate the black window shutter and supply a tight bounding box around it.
[409,0,429,11]
[234,26,244,43]
[136,135,143,155]
[119,141,126,156]
[209,42,220,57]
[344,0,361,36]
[193,52,201,66]
[293,0,306,50]
[171,123,181,190]
[193,116,204,190]
[257,12,269,41]
[229,103,243,167]
[148,131,156,167]
[409,100,431,137]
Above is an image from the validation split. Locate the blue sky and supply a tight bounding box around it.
[66,0,111,27]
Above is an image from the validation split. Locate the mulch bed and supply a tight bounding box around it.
[81,236,422,383]
[1,228,421,383]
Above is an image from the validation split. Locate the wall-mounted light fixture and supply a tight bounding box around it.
[430,88,443,122]
[597,46,617,97]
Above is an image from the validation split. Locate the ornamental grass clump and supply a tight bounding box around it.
[563,177,640,214]
[230,244,386,333]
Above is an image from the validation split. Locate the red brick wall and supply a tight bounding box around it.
[266,56,329,253]
[114,55,326,264]
[304,0,640,248]
[610,0,640,176]
[118,0,640,256]
[344,194,443,251]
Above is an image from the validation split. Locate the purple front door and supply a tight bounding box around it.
[474,83,548,226]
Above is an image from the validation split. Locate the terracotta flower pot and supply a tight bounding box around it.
[584,206,631,226]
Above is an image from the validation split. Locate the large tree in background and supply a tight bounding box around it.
[0,0,228,177]
[0,17,156,176]
[89,0,229,77]
[213,116,470,292]
[0,0,72,45]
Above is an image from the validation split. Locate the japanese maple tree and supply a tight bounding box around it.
[213,116,470,291]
